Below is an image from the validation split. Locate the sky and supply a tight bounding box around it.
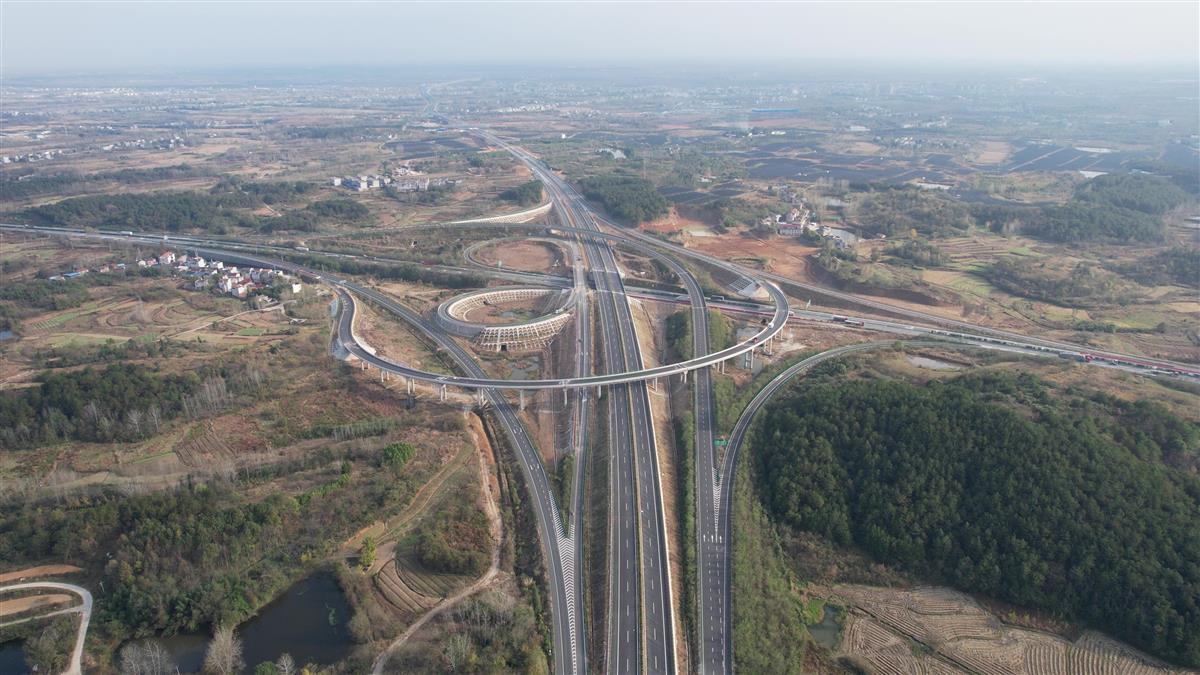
[1,1,1197,78]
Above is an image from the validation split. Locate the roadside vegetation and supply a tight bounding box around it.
[730,463,808,674]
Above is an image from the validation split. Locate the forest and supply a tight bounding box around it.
[752,372,1200,667]
[577,174,669,224]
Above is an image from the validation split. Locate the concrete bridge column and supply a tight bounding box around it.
[477,389,486,408]
[519,390,526,411]
[440,384,447,402]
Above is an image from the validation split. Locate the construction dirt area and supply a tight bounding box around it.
[823,584,1191,675]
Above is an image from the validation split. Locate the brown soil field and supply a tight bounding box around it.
[641,207,716,236]
[0,564,83,584]
[827,584,1190,675]
[0,593,76,616]
[972,141,1013,165]
[684,231,819,281]
[473,240,562,274]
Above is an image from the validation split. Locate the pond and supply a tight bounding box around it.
[124,571,355,672]
[809,605,844,650]
[0,642,27,674]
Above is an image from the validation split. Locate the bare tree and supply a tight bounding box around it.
[275,653,295,675]
[119,642,178,675]
[202,625,244,675]
[444,633,472,672]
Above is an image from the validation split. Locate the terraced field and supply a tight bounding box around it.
[830,586,1191,675]
[394,550,471,599]
[373,557,439,618]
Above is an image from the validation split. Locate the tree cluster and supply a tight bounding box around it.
[499,180,543,206]
[971,172,1190,244]
[753,372,1200,666]
[981,258,1135,308]
[1109,247,1200,288]
[285,251,483,289]
[23,185,370,235]
[388,592,548,674]
[0,164,209,201]
[857,188,972,237]
[578,174,669,224]
[413,500,490,576]
[0,363,197,448]
[886,239,949,267]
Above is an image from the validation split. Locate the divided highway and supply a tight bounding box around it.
[491,132,678,675]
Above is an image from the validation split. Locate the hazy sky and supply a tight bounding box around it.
[2,1,1197,78]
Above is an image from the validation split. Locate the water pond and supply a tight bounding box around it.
[124,571,354,672]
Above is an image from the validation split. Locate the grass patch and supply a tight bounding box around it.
[236,327,265,336]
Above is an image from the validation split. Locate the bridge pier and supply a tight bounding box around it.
[682,369,689,384]
[477,389,486,408]
[519,390,526,411]
[440,384,447,402]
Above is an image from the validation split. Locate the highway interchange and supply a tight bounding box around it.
[4,131,1198,675]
